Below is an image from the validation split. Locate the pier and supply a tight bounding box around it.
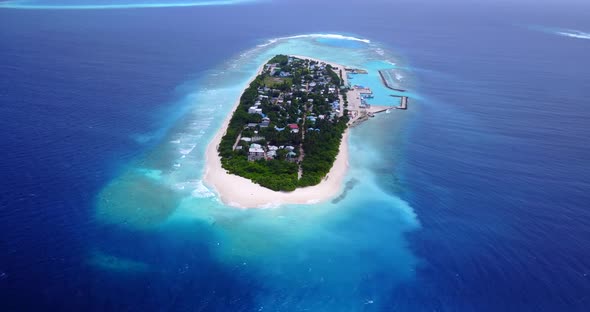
[345,68,368,74]
[389,94,409,110]
[398,96,408,110]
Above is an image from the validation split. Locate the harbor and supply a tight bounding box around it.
[344,67,410,127]
[345,85,405,127]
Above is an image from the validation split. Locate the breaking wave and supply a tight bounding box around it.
[529,25,590,40]
[257,33,371,48]
[555,29,590,40]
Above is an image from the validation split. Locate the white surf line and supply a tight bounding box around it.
[257,33,371,47]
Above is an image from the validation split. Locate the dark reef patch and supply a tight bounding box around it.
[331,178,359,204]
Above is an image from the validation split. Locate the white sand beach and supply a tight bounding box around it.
[203,56,350,208]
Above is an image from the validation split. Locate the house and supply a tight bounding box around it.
[240,137,252,142]
[248,143,265,161]
[288,123,299,133]
[260,117,271,128]
[248,106,263,115]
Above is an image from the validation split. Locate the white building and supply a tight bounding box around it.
[248,106,263,115]
[248,143,265,161]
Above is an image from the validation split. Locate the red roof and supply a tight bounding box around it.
[288,124,299,129]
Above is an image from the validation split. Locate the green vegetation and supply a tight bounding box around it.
[269,54,289,66]
[223,157,299,191]
[326,64,342,87]
[218,55,349,191]
[298,118,348,186]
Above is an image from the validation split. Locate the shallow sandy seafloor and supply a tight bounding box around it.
[94,34,422,308]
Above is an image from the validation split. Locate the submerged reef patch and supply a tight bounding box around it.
[88,250,150,273]
[96,170,182,229]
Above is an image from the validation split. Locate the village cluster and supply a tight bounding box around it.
[233,56,345,163]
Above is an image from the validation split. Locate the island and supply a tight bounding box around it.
[204,55,400,208]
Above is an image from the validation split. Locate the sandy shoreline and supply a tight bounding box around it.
[203,56,350,208]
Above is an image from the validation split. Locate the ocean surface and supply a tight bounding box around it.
[1,1,589,311]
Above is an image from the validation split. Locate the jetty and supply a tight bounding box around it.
[378,70,406,92]
[377,67,410,110]
[389,94,409,110]
[399,96,408,109]
[345,68,368,74]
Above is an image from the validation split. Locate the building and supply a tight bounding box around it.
[248,143,265,161]
[260,117,271,128]
[248,106,263,115]
[288,123,299,134]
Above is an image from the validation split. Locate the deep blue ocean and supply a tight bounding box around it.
[1,0,590,311]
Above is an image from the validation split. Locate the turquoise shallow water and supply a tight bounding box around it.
[93,34,421,309]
